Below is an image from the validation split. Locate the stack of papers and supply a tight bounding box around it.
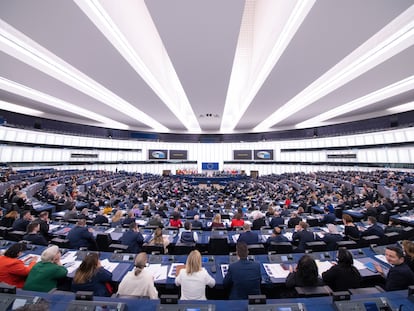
[61,251,77,264]
[167,263,185,278]
[105,228,115,234]
[263,263,290,278]
[221,264,229,278]
[100,259,119,272]
[232,234,240,243]
[64,261,82,274]
[353,259,367,270]
[375,254,388,265]
[146,264,168,281]
[315,260,334,276]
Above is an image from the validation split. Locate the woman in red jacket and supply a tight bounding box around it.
[0,243,36,288]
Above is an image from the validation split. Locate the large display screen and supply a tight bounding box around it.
[233,150,252,160]
[169,150,188,160]
[254,149,274,160]
[148,149,168,160]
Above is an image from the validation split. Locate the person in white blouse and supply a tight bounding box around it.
[117,252,158,299]
[175,250,216,300]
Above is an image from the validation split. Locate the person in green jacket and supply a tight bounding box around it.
[23,245,68,292]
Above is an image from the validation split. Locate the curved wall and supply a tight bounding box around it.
[0,126,413,175]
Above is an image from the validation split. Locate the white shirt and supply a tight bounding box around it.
[117,268,158,299]
[175,268,215,300]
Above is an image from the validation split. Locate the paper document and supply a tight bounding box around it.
[100,259,119,272]
[168,263,185,278]
[221,264,229,278]
[19,253,41,265]
[105,228,115,234]
[263,263,290,278]
[232,234,240,243]
[64,260,82,274]
[315,260,333,276]
[146,264,168,281]
[61,251,78,265]
[353,259,367,270]
[375,254,388,265]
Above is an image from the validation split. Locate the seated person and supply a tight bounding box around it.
[211,214,224,228]
[360,216,385,238]
[63,204,78,221]
[0,210,18,227]
[269,211,284,228]
[175,250,215,300]
[266,226,290,244]
[37,211,50,241]
[320,224,343,251]
[292,221,315,252]
[117,252,158,298]
[122,211,136,226]
[230,212,244,229]
[342,214,360,240]
[321,207,336,225]
[402,240,414,272]
[178,221,198,244]
[322,248,361,291]
[111,210,124,228]
[169,212,183,228]
[67,218,97,250]
[12,210,33,232]
[93,210,109,225]
[23,221,48,246]
[251,211,266,230]
[223,242,261,299]
[148,214,163,227]
[71,252,112,296]
[146,227,170,254]
[0,243,36,288]
[191,214,203,229]
[120,222,144,253]
[286,254,324,288]
[23,245,68,292]
[237,223,260,245]
[374,245,414,291]
[287,211,302,228]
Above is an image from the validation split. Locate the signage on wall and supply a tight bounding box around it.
[201,162,219,170]
[254,149,274,160]
[233,150,252,160]
[148,149,167,160]
[169,150,188,160]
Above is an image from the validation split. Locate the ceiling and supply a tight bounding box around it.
[0,0,413,135]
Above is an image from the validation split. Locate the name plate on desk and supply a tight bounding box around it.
[110,253,135,262]
[248,303,306,311]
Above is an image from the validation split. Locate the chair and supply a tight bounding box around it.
[7,230,25,242]
[349,286,384,295]
[336,240,358,250]
[95,233,113,252]
[208,238,230,255]
[384,231,400,244]
[50,237,70,249]
[403,227,414,240]
[172,243,196,255]
[295,285,333,297]
[268,242,293,254]
[306,218,320,227]
[142,244,165,255]
[305,241,327,252]
[361,235,381,247]
[247,244,266,255]
[108,243,129,253]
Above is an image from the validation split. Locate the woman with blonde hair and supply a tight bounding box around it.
[111,210,124,227]
[117,252,158,299]
[402,240,414,272]
[175,250,215,300]
[147,227,170,254]
[71,253,112,296]
[211,214,224,228]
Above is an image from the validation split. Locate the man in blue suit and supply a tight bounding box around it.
[360,216,385,238]
[223,242,261,299]
[237,223,259,245]
[120,222,144,253]
[321,207,336,225]
[292,221,315,252]
[67,219,97,250]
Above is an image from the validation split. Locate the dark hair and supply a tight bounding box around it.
[26,221,40,233]
[386,245,404,258]
[342,214,353,223]
[297,255,319,286]
[129,222,137,230]
[5,243,27,258]
[367,216,377,224]
[73,253,99,284]
[236,241,248,259]
[337,248,354,266]
[273,227,282,235]
[184,221,192,230]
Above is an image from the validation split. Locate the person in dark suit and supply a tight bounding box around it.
[178,221,198,244]
[266,226,290,244]
[320,224,343,250]
[93,211,109,225]
[120,222,144,253]
[12,210,33,232]
[23,221,48,246]
[292,221,315,252]
[269,211,284,228]
[321,207,336,225]
[237,223,259,245]
[286,254,324,288]
[37,211,50,241]
[252,212,266,230]
[374,245,414,291]
[360,216,385,238]
[287,211,302,228]
[223,242,261,299]
[322,248,361,291]
[191,215,203,229]
[67,219,97,250]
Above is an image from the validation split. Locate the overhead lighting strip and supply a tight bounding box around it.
[0,19,169,132]
[295,75,414,128]
[74,0,201,132]
[254,5,414,132]
[0,100,44,117]
[0,77,129,129]
[221,0,315,132]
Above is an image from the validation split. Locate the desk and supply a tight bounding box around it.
[342,208,365,221]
